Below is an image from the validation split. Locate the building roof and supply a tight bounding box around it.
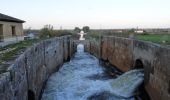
[0,13,25,23]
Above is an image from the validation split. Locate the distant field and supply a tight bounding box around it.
[136,34,170,45]
[85,31,170,45]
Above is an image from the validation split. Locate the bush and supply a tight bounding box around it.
[141,32,149,35]
[39,24,54,38]
[74,27,81,33]
[39,25,79,39]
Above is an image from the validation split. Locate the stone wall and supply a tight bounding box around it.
[85,36,170,100]
[0,36,73,100]
[101,36,133,72]
[89,40,100,58]
[133,40,170,100]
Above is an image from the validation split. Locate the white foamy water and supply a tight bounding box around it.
[79,31,86,40]
[41,44,144,100]
[111,69,144,98]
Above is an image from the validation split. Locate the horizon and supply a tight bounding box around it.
[1,0,170,29]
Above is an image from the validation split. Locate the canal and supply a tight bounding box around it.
[41,44,144,100]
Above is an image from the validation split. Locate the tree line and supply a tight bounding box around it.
[38,25,90,39]
[74,26,90,33]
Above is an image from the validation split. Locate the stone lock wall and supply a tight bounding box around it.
[101,36,133,72]
[0,36,73,100]
[133,40,170,100]
[89,40,100,58]
[85,36,170,100]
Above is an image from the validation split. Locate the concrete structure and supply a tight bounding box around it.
[0,13,25,42]
[0,35,169,100]
[80,36,170,100]
[0,36,73,100]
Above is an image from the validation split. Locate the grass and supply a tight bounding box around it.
[136,34,170,45]
[0,39,39,51]
[0,39,39,64]
[1,46,25,61]
[39,29,79,40]
[85,30,130,41]
[0,32,78,65]
[85,31,170,45]
[85,31,100,41]
[0,33,79,74]
[0,39,40,74]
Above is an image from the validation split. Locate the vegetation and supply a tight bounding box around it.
[39,24,54,38]
[0,39,40,74]
[82,26,90,33]
[84,29,170,45]
[136,34,170,45]
[84,30,129,41]
[2,25,170,73]
[0,24,80,74]
[39,24,79,39]
[127,28,135,34]
[0,24,80,65]
[84,30,100,40]
[0,39,39,63]
[74,27,81,33]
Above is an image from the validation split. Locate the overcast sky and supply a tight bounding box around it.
[0,0,170,29]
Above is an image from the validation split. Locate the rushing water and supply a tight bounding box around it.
[42,44,144,100]
[78,31,86,40]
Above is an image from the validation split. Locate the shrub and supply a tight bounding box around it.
[39,24,54,38]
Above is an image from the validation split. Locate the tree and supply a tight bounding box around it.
[39,24,54,38]
[128,28,135,33]
[74,27,81,33]
[82,26,90,33]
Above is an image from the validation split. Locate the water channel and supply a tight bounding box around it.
[41,44,144,100]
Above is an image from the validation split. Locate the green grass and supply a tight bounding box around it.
[85,31,170,45]
[136,34,170,45]
[0,39,39,51]
[1,46,25,61]
[0,39,40,74]
[85,31,100,40]
[0,39,40,63]
[39,29,79,40]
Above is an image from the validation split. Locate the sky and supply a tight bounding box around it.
[0,0,170,29]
